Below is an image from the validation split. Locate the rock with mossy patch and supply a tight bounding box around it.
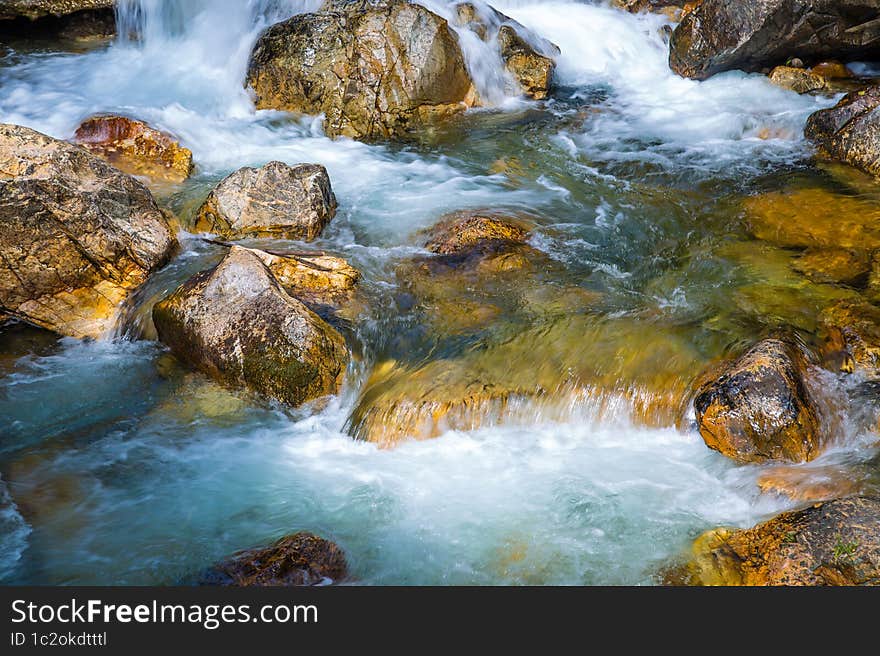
[246,0,477,140]
[805,86,880,177]
[152,246,348,407]
[665,496,880,585]
[0,123,177,339]
[193,161,336,240]
[202,532,348,586]
[693,339,822,463]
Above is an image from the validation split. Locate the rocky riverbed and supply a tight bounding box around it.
[1,0,880,586]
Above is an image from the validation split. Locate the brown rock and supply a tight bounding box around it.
[246,0,476,140]
[497,24,556,100]
[768,66,826,94]
[819,300,880,377]
[791,248,870,285]
[422,210,531,255]
[152,246,348,407]
[669,497,880,586]
[202,532,348,586]
[811,61,854,80]
[193,161,336,241]
[757,465,861,502]
[73,115,193,183]
[0,0,114,20]
[743,187,880,250]
[693,339,822,463]
[805,86,880,177]
[0,123,177,339]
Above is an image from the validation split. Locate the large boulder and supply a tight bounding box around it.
[0,0,114,20]
[805,86,880,177]
[152,246,348,407]
[193,161,336,241]
[246,0,476,140]
[202,532,348,586]
[72,115,193,184]
[0,123,177,339]
[693,339,822,463]
[669,0,880,80]
[667,497,880,585]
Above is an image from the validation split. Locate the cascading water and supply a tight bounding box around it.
[1,0,877,585]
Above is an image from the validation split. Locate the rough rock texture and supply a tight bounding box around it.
[669,0,880,80]
[819,300,880,378]
[0,123,177,338]
[250,248,360,316]
[152,246,348,407]
[0,0,114,20]
[668,497,880,586]
[246,0,476,140]
[202,532,348,586]
[193,162,336,240]
[496,24,555,100]
[693,339,821,463]
[805,86,880,177]
[422,210,531,255]
[768,65,826,93]
[452,2,557,100]
[72,115,192,183]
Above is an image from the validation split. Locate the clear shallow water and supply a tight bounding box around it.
[1,0,877,585]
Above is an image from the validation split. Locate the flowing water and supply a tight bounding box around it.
[1,0,879,585]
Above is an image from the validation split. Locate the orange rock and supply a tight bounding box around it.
[73,115,193,183]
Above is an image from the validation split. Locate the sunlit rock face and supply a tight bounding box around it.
[665,497,880,586]
[153,246,349,408]
[193,161,336,241]
[246,0,477,140]
[73,115,193,184]
[806,86,880,177]
[0,123,177,339]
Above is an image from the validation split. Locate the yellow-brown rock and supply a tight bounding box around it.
[757,465,862,502]
[73,115,193,183]
[768,65,826,93]
[422,210,531,255]
[668,497,880,586]
[693,339,821,463]
[819,300,880,377]
[0,123,177,339]
[791,248,870,285]
[811,61,853,80]
[743,187,880,250]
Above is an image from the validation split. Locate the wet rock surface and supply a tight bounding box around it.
[667,496,880,585]
[694,339,822,463]
[202,532,348,586]
[806,86,880,177]
[0,123,177,338]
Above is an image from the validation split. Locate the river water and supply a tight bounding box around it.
[1,0,878,585]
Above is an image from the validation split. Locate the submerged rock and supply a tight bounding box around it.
[422,210,531,255]
[768,66,826,94]
[668,496,880,585]
[0,123,177,339]
[202,532,348,586]
[152,246,348,407]
[805,86,880,177]
[743,187,880,250]
[819,300,880,378]
[791,248,871,286]
[73,115,193,183]
[693,339,821,463]
[757,465,862,503]
[669,0,880,80]
[193,161,336,241]
[246,0,476,140]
